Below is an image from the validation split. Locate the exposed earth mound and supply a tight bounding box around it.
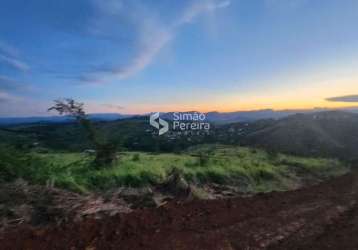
[1,171,358,250]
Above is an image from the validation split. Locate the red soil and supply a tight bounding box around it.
[1,172,358,250]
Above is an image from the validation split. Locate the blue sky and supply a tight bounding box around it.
[1,0,358,116]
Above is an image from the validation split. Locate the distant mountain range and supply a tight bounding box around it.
[1,107,358,125]
[0,113,134,125]
[146,108,358,124]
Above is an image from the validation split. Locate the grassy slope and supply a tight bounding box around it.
[3,144,346,193]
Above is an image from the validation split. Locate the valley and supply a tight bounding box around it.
[0,110,357,249]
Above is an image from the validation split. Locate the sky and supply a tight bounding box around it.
[0,0,358,116]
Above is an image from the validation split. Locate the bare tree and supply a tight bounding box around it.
[48,99,85,118]
[48,98,116,167]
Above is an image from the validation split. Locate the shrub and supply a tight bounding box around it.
[132,154,140,161]
[197,153,209,166]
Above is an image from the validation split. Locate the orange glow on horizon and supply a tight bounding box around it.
[112,101,358,114]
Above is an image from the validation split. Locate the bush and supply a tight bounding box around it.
[132,154,140,161]
[93,143,117,168]
[197,153,209,166]
[0,146,48,183]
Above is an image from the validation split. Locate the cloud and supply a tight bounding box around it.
[0,91,20,103]
[178,0,231,25]
[0,41,19,58]
[0,93,10,103]
[0,75,22,91]
[0,97,50,117]
[0,75,31,92]
[326,95,358,103]
[102,29,172,80]
[91,0,123,16]
[102,103,124,111]
[77,101,126,114]
[0,54,30,72]
[0,41,30,72]
[0,74,17,84]
[79,0,230,83]
[73,74,107,85]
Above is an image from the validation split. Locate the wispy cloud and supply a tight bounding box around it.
[326,95,358,103]
[0,75,24,93]
[0,96,50,117]
[0,75,33,92]
[77,101,126,114]
[0,54,30,72]
[0,41,19,57]
[178,0,231,25]
[0,41,30,72]
[0,91,20,103]
[0,75,18,89]
[102,103,124,111]
[80,0,231,84]
[104,29,172,80]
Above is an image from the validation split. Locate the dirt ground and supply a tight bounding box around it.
[1,171,358,250]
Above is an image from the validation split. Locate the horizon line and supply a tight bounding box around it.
[1,105,358,118]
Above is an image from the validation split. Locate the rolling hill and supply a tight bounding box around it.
[235,111,358,160]
[1,110,358,161]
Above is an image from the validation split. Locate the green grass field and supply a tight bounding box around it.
[0,144,349,193]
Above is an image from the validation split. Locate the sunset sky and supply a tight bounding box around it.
[1,0,358,116]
